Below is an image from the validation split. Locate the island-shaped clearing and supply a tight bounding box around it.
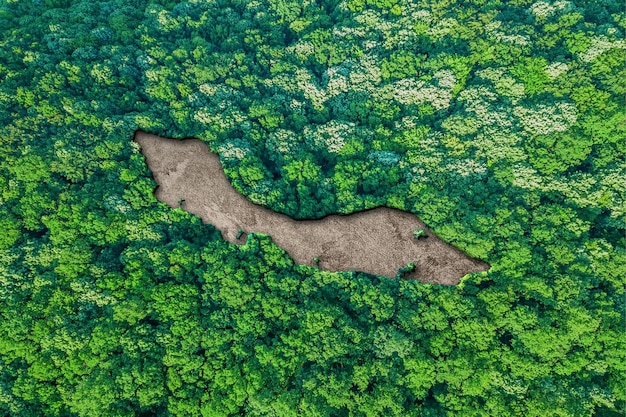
[135,131,490,285]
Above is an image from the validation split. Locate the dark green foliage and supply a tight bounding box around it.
[0,0,624,416]
[396,262,415,279]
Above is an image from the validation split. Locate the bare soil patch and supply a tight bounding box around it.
[135,131,490,285]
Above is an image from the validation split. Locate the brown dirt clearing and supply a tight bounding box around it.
[135,131,490,285]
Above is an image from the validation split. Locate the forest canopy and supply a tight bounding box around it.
[0,0,625,416]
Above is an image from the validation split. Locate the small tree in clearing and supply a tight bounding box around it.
[413,229,427,239]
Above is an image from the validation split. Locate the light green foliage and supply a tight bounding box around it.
[0,0,623,416]
[413,229,427,239]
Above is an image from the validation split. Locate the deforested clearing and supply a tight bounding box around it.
[136,131,489,285]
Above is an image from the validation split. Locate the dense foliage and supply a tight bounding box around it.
[1,0,625,415]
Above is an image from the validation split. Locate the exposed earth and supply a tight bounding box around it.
[135,131,490,285]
